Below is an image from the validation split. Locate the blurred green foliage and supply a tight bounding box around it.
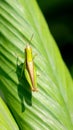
[37,0,73,78]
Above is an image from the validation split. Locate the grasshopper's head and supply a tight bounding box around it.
[25,44,33,62]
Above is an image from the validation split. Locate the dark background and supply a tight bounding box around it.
[37,0,73,78]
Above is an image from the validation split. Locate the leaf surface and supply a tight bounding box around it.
[0,0,73,129]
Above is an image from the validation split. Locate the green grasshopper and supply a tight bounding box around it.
[20,36,38,92]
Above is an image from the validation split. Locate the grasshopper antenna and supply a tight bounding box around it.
[26,33,34,48]
[30,33,34,43]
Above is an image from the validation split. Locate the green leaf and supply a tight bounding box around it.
[0,0,73,129]
[0,97,19,130]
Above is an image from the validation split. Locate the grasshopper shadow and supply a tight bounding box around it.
[16,63,32,112]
